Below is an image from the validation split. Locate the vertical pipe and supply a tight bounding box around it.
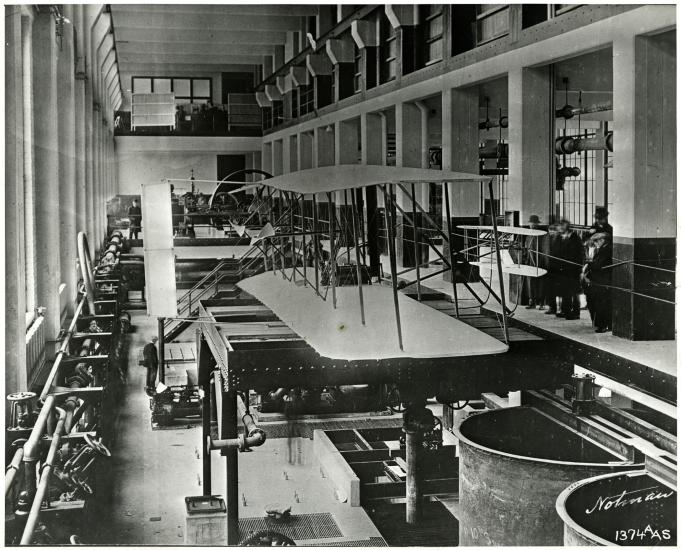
[350,191,366,325]
[411,183,422,301]
[405,428,423,524]
[157,317,165,384]
[443,182,460,317]
[382,185,404,351]
[223,390,239,545]
[328,192,337,308]
[488,180,510,344]
[199,330,212,497]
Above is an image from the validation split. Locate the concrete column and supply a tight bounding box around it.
[92,110,101,250]
[282,135,292,174]
[395,102,424,267]
[22,11,37,317]
[507,66,554,224]
[288,135,298,173]
[314,125,335,167]
[75,72,87,235]
[272,139,283,176]
[32,11,61,346]
[442,87,480,217]
[5,6,28,393]
[262,142,273,176]
[360,112,384,166]
[611,32,676,340]
[335,119,359,164]
[361,113,384,276]
[57,11,78,313]
[298,132,313,170]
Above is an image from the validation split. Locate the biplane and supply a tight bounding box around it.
[457,224,548,278]
[207,164,517,349]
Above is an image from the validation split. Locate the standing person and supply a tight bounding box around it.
[128,199,142,239]
[555,219,584,319]
[582,232,613,333]
[590,206,613,236]
[524,215,545,309]
[544,224,561,315]
[143,336,159,392]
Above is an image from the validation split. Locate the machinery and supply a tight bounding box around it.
[5,230,130,545]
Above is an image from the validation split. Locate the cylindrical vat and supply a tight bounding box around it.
[455,406,641,546]
[557,470,676,546]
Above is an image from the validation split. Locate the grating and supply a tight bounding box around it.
[311,536,389,546]
[238,513,342,542]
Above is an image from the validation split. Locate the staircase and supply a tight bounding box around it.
[163,247,264,342]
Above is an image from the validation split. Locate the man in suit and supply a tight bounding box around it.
[143,336,159,391]
[555,219,584,320]
[128,199,142,239]
[582,232,613,333]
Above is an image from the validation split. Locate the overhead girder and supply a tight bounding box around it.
[116,41,276,57]
[116,52,265,66]
[112,4,319,17]
[114,27,288,47]
[111,12,305,32]
[119,62,260,74]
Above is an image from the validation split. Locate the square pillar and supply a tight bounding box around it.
[335,119,359,165]
[611,33,676,340]
[32,11,61,347]
[298,131,314,170]
[314,125,335,167]
[272,139,283,176]
[507,66,554,224]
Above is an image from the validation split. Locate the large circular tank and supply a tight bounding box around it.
[455,406,642,546]
[557,469,676,546]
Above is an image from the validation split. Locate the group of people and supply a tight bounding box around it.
[525,207,613,333]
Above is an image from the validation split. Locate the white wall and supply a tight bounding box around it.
[115,136,262,195]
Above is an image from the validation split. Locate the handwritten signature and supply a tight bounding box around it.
[585,486,674,514]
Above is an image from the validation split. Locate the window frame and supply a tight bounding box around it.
[131,76,213,104]
[422,4,444,66]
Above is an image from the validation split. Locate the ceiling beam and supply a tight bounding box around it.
[112,12,304,32]
[112,4,319,17]
[117,53,265,65]
[116,42,275,57]
[115,27,288,45]
[118,63,259,75]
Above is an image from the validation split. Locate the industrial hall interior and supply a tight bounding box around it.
[4,2,677,547]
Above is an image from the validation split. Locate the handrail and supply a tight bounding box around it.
[176,259,229,303]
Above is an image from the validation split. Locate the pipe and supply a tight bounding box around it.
[479,115,508,130]
[210,394,267,452]
[20,407,66,545]
[555,101,613,119]
[21,395,56,498]
[5,447,25,497]
[555,132,613,155]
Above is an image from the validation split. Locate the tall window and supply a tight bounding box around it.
[353,45,362,93]
[379,14,397,83]
[422,4,444,64]
[476,5,510,45]
[132,77,212,105]
[556,128,601,227]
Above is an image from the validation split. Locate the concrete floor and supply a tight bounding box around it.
[92,311,385,546]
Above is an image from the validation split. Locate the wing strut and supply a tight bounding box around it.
[350,190,366,325]
[382,184,404,351]
[487,180,510,344]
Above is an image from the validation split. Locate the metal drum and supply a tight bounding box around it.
[557,469,676,546]
[455,406,642,546]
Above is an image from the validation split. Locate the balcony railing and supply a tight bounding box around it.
[114,95,262,137]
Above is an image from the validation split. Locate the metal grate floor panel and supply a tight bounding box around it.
[238,513,343,542]
[310,536,389,546]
